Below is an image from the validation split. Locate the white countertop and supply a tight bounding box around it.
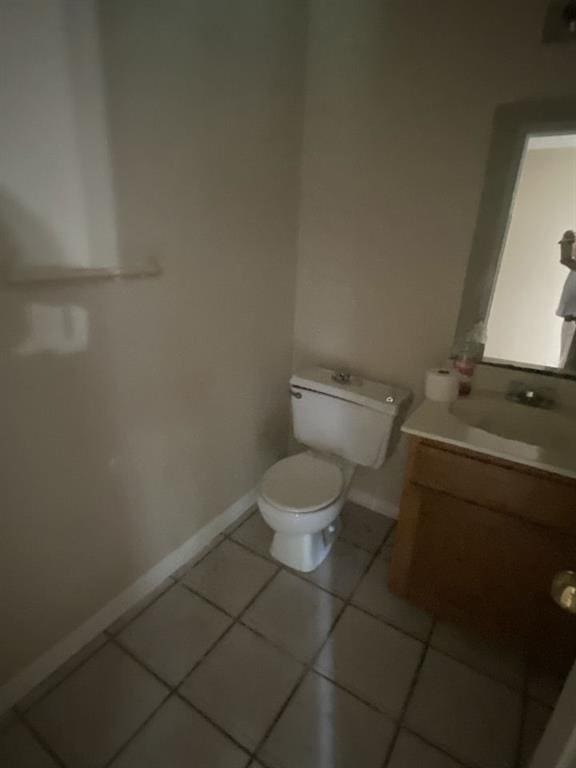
[402,395,576,482]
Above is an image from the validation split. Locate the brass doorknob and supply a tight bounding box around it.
[551,571,576,614]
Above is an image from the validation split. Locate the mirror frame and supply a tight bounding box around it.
[454,98,576,381]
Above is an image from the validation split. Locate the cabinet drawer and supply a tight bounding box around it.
[411,441,576,532]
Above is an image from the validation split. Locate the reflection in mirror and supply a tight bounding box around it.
[0,0,156,281]
[485,134,576,371]
[454,100,576,380]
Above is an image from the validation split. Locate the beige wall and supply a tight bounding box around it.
[485,145,576,368]
[0,0,118,269]
[293,0,576,507]
[0,0,307,686]
[5,0,576,692]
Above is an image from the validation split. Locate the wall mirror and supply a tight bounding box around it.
[455,99,576,379]
[0,0,157,283]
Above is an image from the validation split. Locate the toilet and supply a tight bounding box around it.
[258,367,411,572]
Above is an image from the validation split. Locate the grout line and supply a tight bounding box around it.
[227,508,391,563]
[378,543,437,767]
[17,637,113,717]
[104,623,243,766]
[311,667,398,718]
[108,585,238,684]
[10,512,345,764]
[223,507,258,537]
[338,592,430,643]
[16,710,68,768]
[229,521,442,649]
[514,660,531,768]
[167,568,286,763]
[170,617,238,686]
[101,688,172,768]
[177,582,239,620]
[166,534,227,582]
[104,579,175,638]
[105,620,255,766]
[249,664,309,761]
[248,524,398,763]
[110,634,183,690]
[424,636,527,696]
[107,513,392,765]
[103,528,234,648]
[264,523,528,697]
[289,556,376,599]
[109,537,246,643]
[111,566,278,693]
[235,618,309,664]
[122,526,525,702]
[177,567,283,686]
[343,526,438,768]
[110,632,179,692]
[18,531,279,768]
[380,616,525,768]
[247,607,348,763]
[380,630,430,768]
[380,629,526,768]
[174,692,253,759]
[399,725,479,768]
[226,535,277,564]
[232,538,361,598]
[236,520,392,762]
[15,508,528,768]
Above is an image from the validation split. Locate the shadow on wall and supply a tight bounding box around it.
[0,0,305,706]
[0,193,138,687]
[0,190,68,272]
[0,190,291,695]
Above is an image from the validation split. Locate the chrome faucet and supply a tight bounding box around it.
[505,380,556,409]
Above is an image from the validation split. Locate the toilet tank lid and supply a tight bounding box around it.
[290,367,411,415]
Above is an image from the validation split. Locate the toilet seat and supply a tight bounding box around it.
[260,453,343,514]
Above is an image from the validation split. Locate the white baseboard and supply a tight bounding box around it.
[348,488,399,520]
[0,488,257,715]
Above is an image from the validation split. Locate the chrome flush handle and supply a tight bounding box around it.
[332,369,352,384]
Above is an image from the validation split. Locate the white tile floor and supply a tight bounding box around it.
[0,503,562,768]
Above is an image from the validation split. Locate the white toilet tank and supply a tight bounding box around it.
[290,367,411,468]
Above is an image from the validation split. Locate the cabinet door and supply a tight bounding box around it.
[390,484,576,673]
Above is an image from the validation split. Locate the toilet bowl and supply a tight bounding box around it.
[257,366,411,572]
[257,451,355,572]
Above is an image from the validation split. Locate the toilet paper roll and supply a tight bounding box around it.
[425,367,459,403]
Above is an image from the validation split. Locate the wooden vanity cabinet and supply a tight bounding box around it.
[389,437,576,674]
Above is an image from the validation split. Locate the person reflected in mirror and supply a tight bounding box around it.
[557,230,576,369]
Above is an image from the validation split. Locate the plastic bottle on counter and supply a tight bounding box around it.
[453,322,485,396]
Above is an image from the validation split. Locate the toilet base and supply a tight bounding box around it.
[270,520,340,573]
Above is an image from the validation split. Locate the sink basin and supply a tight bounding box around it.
[451,394,576,454]
[403,388,576,480]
